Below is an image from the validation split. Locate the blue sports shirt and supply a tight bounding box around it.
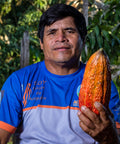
[0,61,120,144]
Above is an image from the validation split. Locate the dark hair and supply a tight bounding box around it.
[38,4,87,43]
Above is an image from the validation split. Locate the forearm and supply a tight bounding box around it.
[117,128,120,138]
[0,129,11,144]
[99,126,120,144]
[0,136,10,144]
[100,137,120,144]
[0,137,10,144]
[116,122,120,139]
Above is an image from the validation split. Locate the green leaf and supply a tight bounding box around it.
[97,36,103,48]
[94,26,100,37]
[102,30,109,41]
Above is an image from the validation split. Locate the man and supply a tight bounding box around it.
[0,3,120,144]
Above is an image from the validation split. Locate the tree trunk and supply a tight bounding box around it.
[83,0,88,26]
[83,0,88,57]
[20,31,30,68]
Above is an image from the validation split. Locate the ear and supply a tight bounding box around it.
[40,40,43,50]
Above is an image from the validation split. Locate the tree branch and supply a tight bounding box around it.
[94,0,109,10]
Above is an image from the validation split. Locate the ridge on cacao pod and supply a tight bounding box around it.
[79,48,111,115]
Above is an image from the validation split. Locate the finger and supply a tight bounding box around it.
[94,102,109,122]
[79,120,90,134]
[81,105,101,125]
[79,121,95,137]
[78,111,96,130]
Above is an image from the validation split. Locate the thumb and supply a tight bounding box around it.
[94,102,109,122]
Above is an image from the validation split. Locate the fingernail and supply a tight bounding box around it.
[94,102,100,107]
[77,111,81,116]
[81,106,86,111]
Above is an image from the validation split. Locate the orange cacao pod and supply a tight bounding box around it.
[79,48,111,114]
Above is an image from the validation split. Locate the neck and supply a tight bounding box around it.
[44,59,81,75]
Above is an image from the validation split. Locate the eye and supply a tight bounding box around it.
[47,29,56,35]
[49,31,55,35]
[67,30,75,33]
[65,28,76,34]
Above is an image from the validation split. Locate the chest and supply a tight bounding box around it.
[22,76,83,109]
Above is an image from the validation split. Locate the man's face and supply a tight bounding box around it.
[40,16,83,65]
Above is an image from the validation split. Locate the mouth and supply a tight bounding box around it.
[54,47,70,51]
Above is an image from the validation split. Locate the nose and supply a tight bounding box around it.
[56,30,68,42]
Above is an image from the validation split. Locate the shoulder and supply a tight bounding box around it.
[110,81,119,100]
[80,62,86,70]
[2,61,45,90]
[10,61,45,81]
[79,62,86,76]
[15,61,44,75]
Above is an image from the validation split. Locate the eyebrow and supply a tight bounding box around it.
[64,27,77,32]
[46,27,78,34]
[46,28,57,34]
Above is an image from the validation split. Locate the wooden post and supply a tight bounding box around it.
[20,31,30,68]
[83,0,88,26]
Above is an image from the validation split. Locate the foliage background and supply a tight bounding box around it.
[0,0,120,95]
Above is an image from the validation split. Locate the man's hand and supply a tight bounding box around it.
[78,102,120,144]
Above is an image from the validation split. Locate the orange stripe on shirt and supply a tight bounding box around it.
[23,105,79,111]
[0,121,16,134]
[116,122,120,129]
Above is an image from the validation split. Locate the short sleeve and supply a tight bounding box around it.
[0,73,23,133]
[109,81,120,123]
